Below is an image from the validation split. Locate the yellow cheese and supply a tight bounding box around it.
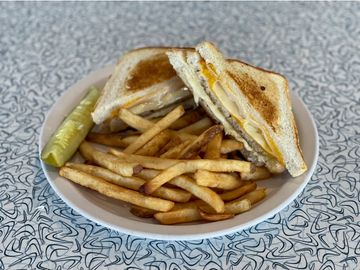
[200,61,284,164]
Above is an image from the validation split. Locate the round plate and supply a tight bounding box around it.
[39,65,319,240]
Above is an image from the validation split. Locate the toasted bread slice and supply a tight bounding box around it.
[92,47,193,125]
[168,42,307,176]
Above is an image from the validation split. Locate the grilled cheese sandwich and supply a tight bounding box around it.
[92,48,195,131]
[167,42,307,176]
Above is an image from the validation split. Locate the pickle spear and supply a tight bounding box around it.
[41,86,100,167]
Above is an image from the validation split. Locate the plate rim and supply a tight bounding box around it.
[39,65,319,240]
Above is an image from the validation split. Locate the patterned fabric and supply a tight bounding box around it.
[1,2,359,269]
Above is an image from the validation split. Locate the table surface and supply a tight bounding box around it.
[1,2,359,269]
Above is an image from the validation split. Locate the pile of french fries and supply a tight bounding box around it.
[59,105,272,225]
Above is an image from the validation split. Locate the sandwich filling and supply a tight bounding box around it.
[199,61,285,165]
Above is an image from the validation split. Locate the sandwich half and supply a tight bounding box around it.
[167,42,307,177]
[92,47,195,130]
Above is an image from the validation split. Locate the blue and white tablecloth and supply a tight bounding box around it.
[1,2,359,269]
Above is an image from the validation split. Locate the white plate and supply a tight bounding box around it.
[39,65,319,240]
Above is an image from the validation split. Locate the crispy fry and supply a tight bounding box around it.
[177,133,197,141]
[86,132,127,147]
[124,105,185,154]
[241,167,271,181]
[176,135,241,156]
[130,205,156,218]
[59,167,174,212]
[223,199,251,214]
[118,108,153,132]
[118,108,242,155]
[135,130,172,156]
[157,135,183,155]
[160,140,191,159]
[209,189,266,215]
[121,135,139,146]
[179,125,223,159]
[154,208,202,225]
[65,163,191,203]
[79,141,141,176]
[199,210,234,221]
[194,170,243,190]
[135,168,161,180]
[204,133,223,159]
[220,140,244,154]
[169,109,204,130]
[220,181,257,201]
[238,188,267,205]
[109,148,179,170]
[178,117,213,135]
[137,169,225,213]
[141,159,253,195]
[171,201,200,211]
[169,175,225,213]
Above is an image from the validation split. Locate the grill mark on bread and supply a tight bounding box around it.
[227,71,278,131]
[125,53,176,91]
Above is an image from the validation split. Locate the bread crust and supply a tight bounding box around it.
[93,47,193,124]
[168,43,306,176]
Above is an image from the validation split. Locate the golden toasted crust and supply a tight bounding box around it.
[93,46,194,124]
[227,59,287,79]
[227,71,278,131]
[125,53,176,92]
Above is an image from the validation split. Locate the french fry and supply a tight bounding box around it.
[117,108,204,142]
[178,117,213,135]
[241,167,271,181]
[157,135,183,155]
[204,133,223,159]
[199,198,251,215]
[169,175,225,213]
[220,140,244,154]
[124,105,185,154]
[121,135,139,146]
[65,163,191,203]
[79,141,141,176]
[199,210,234,221]
[169,109,204,130]
[220,181,257,201]
[171,201,200,211]
[137,169,225,213]
[59,167,174,212]
[86,132,127,148]
[118,108,242,155]
[238,188,267,205]
[194,170,243,190]
[118,108,153,132]
[215,189,266,215]
[177,135,241,156]
[179,125,223,159]
[109,148,179,170]
[141,159,253,195]
[177,133,197,141]
[154,208,202,225]
[160,140,191,159]
[136,168,162,180]
[130,205,156,218]
[135,130,172,156]
[223,199,251,214]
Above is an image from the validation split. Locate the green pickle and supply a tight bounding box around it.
[41,86,100,167]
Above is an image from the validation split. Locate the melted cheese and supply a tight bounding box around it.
[200,61,284,165]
